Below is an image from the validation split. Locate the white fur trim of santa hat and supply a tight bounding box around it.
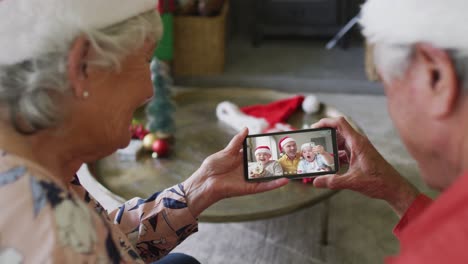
[216,101,269,134]
[360,0,468,53]
[302,95,320,114]
[279,136,296,151]
[0,0,158,65]
[255,146,272,156]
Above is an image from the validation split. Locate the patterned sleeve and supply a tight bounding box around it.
[70,176,198,262]
[107,183,198,262]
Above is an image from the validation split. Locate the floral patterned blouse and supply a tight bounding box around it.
[0,150,198,263]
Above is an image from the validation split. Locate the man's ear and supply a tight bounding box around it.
[414,43,460,118]
[67,35,90,98]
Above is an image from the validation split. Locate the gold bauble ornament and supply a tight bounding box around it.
[142,133,157,150]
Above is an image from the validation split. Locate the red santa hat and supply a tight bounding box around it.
[241,95,304,127]
[215,94,320,134]
[255,146,272,156]
[0,0,159,65]
[278,136,296,152]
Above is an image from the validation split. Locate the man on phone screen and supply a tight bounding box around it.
[277,136,301,174]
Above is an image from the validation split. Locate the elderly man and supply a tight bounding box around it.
[312,0,468,262]
[277,136,301,174]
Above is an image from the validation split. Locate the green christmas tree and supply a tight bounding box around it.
[145,58,175,135]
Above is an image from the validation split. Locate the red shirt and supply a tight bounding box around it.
[386,172,468,263]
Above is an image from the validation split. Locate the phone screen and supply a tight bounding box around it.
[243,127,339,182]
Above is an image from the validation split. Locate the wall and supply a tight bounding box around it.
[228,0,365,37]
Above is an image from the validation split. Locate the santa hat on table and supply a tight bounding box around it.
[216,94,320,134]
[255,146,272,156]
[0,0,160,65]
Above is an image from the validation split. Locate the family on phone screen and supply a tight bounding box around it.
[249,136,335,179]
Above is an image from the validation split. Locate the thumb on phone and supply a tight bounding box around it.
[313,174,343,189]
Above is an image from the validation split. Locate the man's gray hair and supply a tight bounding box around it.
[373,43,468,91]
[0,11,161,134]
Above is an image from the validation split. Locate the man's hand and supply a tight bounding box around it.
[311,117,420,217]
[183,128,289,218]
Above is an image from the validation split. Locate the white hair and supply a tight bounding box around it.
[372,43,468,91]
[372,44,413,82]
[0,11,162,134]
[360,0,468,88]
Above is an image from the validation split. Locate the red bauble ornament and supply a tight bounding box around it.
[130,124,149,140]
[152,139,170,157]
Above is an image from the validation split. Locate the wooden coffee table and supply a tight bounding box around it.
[90,87,357,244]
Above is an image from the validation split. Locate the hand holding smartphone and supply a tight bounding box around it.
[243,128,339,182]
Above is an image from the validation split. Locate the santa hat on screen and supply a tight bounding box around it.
[0,0,160,65]
[216,94,320,134]
[278,136,296,153]
[255,146,272,156]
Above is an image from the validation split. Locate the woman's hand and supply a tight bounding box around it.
[311,117,420,217]
[183,128,289,218]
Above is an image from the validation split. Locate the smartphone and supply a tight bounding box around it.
[243,127,339,182]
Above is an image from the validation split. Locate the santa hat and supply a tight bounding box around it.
[241,95,304,126]
[215,94,320,134]
[278,136,296,152]
[360,0,468,54]
[255,146,272,156]
[0,0,159,65]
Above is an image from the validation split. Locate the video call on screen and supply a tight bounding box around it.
[246,129,336,179]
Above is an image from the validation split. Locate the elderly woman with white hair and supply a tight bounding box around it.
[0,1,288,263]
[312,0,468,262]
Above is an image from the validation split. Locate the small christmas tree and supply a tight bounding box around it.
[145,58,175,136]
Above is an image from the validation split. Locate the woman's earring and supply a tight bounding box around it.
[83,90,89,99]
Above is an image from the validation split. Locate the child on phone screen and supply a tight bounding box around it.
[297,142,335,174]
[249,146,283,178]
